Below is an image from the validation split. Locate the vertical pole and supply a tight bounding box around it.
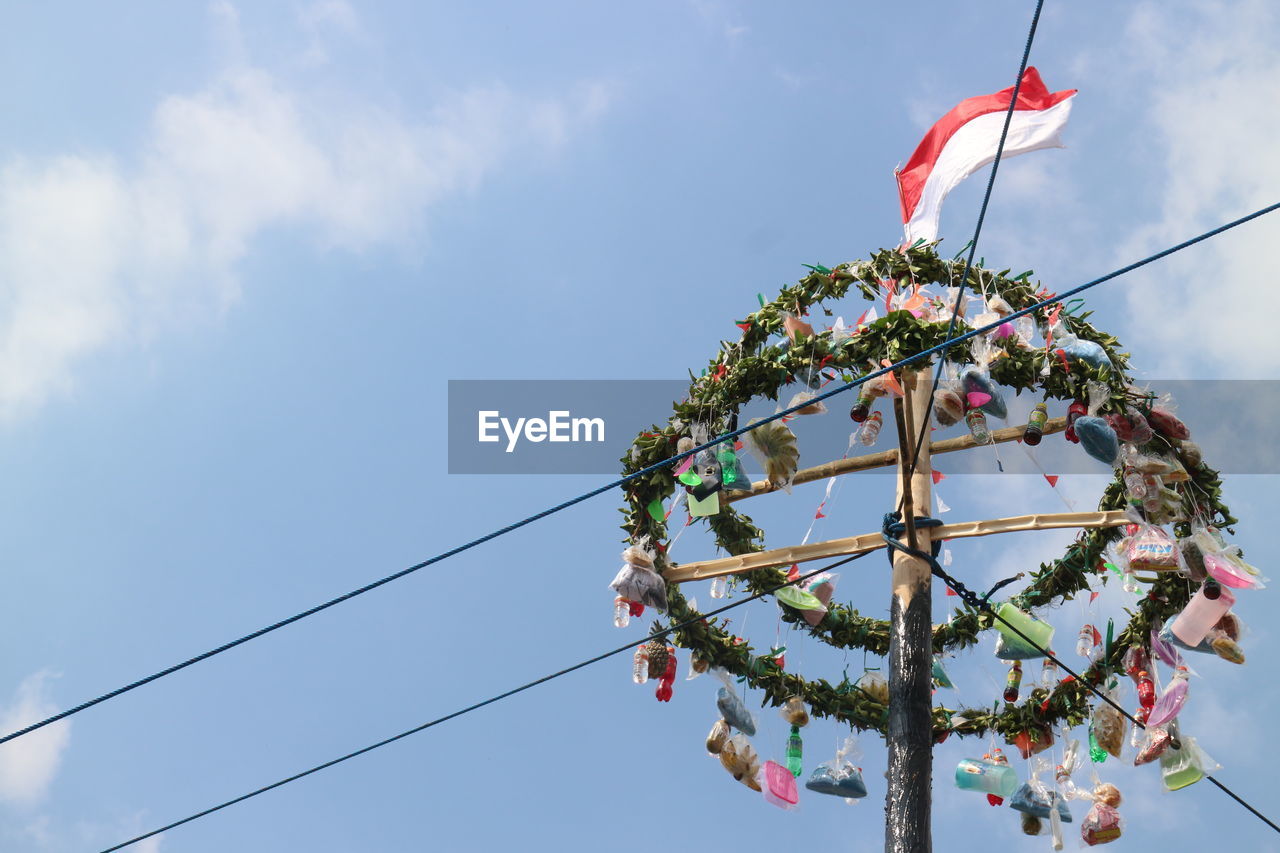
[885,371,934,853]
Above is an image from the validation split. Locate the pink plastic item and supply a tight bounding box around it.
[1146,668,1190,728]
[1203,552,1263,590]
[760,760,800,810]
[966,391,992,409]
[1171,585,1236,647]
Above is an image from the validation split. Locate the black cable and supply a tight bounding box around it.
[97,553,871,852]
[901,0,1047,509]
[6,199,1279,749]
[881,514,1280,835]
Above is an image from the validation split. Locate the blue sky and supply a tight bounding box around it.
[1,1,1279,851]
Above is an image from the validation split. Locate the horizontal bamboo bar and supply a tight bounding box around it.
[726,416,1068,503]
[664,509,1129,583]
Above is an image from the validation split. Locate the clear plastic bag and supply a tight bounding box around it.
[959,338,1007,419]
[609,538,668,612]
[1073,381,1119,466]
[716,441,752,492]
[994,602,1056,660]
[719,733,762,791]
[1160,733,1219,791]
[712,669,757,736]
[802,573,838,627]
[1090,688,1126,760]
[1123,523,1179,572]
[1010,782,1072,822]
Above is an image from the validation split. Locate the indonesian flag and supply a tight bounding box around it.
[896,67,1077,246]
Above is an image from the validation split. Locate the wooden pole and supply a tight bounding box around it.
[886,372,934,853]
[723,416,1067,504]
[663,510,1128,583]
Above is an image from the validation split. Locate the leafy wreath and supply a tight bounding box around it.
[617,243,1236,744]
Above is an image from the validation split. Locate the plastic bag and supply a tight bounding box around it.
[1010,782,1072,822]
[716,441,752,492]
[609,539,668,612]
[719,733,762,791]
[958,346,1007,418]
[786,388,827,416]
[706,718,731,754]
[805,734,867,800]
[1081,785,1123,846]
[1160,733,1219,791]
[806,763,867,799]
[933,383,966,427]
[1073,381,1119,465]
[802,573,838,627]
[744,418,800,493]
[712,669,757,735]
[780,696,810,727]
[1090,689,1126,760]
[994,602,1056,660]
[1051,321,1111,371]
[1124,523,1179,572]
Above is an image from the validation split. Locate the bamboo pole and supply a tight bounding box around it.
[661,510,1129,582]
[724,416,1068,503]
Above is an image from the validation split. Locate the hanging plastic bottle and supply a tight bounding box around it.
[986,749,1011,806]
[858,411,883,446]
[1136,671,1156,710]
[613,596,631,628]
[1024,402,1048,446]
[966,408,992,444]
[786,725,804,777]
[709,576,728,599]
[1077,624,1096,659]
[1064,400,1087,443]
[849,391,875,423]
[1040,657,1058,689]
[1004,661,1023,703]
[632,645,650,684]
[1122,467,1148,505]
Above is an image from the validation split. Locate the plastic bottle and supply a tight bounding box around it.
[1064,400,1087,443]
[613,596,631,628]
[1004,661,1022,703]
[849,391,874,423]
[1136,671,1155,710]
[859,411,883,446]
[1040,657,1058,689]
[966,408,992,444]
[1024,402,1048,446]
[786,725,803,777]
[1170,582,1236,647]
[1077,624,1095,659]
[632,646,649,684]
[710,576,728,599]
[1122,467,1148,504]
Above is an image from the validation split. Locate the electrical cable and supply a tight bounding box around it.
[902,0,1046,506]
[4,199,1278,749]
[97,552,871,852]
[882,513,1280,836]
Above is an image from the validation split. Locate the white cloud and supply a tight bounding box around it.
[0,671,71,807]
[1109,0,1280,377]
[0,3,609,420]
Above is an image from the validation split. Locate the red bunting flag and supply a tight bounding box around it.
[1043,474,1059,487]
[932,470,946,484]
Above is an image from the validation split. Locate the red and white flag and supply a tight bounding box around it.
[895,67,1077,246]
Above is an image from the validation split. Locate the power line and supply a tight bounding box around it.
[5,201,1279,749]
[97,554,871,853]
[903,0,1046,506]
[882,515,1280,836]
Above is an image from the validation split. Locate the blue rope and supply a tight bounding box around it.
[3,201,1278,749]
